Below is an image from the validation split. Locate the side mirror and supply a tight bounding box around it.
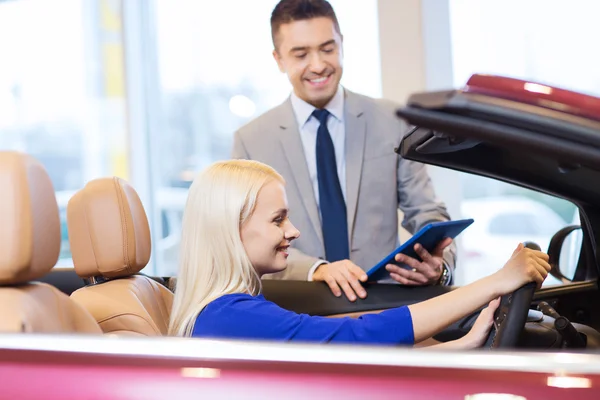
[547,225,582,283]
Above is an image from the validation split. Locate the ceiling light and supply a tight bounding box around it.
[229,95,256,118]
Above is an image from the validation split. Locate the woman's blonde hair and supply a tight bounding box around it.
[168,159,285,337]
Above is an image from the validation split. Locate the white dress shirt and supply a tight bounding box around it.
[290,86,346,280]
[290,86,346,206]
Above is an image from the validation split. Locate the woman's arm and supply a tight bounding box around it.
[193,245,548,347]
[408,243,549,343]
[193,293,416,345]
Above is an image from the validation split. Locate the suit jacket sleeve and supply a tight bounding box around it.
[396,155,458,272]
[232,129,324,281]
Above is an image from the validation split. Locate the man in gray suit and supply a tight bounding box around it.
[232,0,456,301]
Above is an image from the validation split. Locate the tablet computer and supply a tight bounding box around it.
[366,219,474,281]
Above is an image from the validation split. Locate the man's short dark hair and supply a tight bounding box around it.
[270,0,341,50]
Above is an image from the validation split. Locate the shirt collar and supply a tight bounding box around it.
[290,85,345,128]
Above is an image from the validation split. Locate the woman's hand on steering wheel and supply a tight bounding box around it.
[493,243,551,295]
[461,297,501,349]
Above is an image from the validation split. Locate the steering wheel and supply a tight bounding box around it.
[484,242,540,349]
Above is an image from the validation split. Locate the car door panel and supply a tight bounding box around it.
[39,268,454,317]
[261,280,453,316]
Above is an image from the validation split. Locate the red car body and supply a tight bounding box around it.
[1,335,600,399]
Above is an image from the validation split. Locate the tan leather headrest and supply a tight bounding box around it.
[67,177,151,279]
[0,151,60,285]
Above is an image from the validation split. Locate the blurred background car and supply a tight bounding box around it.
[458,195,567,285]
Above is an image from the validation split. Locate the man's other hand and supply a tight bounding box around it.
[385,238,453,286]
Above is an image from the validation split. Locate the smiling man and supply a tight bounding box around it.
[232,0,456,301]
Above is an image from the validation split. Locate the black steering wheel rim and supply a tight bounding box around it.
[485,241,540,349]
[485,282,536,349]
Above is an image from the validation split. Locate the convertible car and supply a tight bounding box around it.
[2,74,600,399]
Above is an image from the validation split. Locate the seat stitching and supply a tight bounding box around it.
[97,312,159,334]
[113,178,131,272]
[123,277,162,333]
[134,278,167,333]
[82,190,102,274]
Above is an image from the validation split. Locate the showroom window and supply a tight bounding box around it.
[0,0,128,267]
[449,0,600,97]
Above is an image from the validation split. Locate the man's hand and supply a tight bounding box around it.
[385,237,453,286]
[312,260,368,302]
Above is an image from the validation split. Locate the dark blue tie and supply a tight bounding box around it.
[313,109,349,262]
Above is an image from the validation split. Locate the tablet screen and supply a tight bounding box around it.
[366,219,474,282]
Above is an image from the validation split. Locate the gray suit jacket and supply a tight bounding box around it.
[232,89,456,281]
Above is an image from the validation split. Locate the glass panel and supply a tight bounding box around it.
[456,174,577,286]
[0,0,128,267]
[449,0,600,96]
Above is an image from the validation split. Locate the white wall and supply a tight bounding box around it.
[377,0,465,279]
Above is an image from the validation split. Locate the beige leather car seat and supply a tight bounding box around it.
[68,177,173,336]
[0,151,101,334]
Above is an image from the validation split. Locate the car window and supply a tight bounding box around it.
[453,174,578,287]
[489,213,538,236]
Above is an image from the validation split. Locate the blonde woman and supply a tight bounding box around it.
[169,160,550,347]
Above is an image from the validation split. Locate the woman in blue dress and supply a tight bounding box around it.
[169,160,550,348]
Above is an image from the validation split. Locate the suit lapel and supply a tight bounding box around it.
[276,99,323,244]
[344,90,366,246]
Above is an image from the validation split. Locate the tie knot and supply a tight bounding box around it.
[312,109,330,125]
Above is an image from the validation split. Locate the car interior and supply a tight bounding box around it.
[67,177,173,336]
[0,151,101,334]
[3,75,600,353]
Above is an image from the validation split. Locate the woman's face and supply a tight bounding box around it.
[240,180,300,276]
